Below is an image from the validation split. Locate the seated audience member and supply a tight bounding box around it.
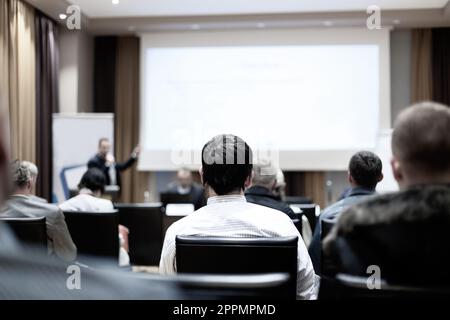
[245,160,296,219]
[0,116,179,299]
[21,161,48,203]
[323,102,450,285]
[1,161,76,262]
[159,134,318,299]
[309,151,383,274]
[166,167,206,210]
[274,168,287,201]
[59,168,130,267]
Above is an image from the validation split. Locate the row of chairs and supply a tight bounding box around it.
[5,206,448,299]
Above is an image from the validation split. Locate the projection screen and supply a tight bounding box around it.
[139,28,390,170]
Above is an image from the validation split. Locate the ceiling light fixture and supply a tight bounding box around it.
[190,24,200,30]
[323,21,333,27]
[257,22,266,29]
[59,14,67,20]
[112,0,120,5]
[392,19,401,25]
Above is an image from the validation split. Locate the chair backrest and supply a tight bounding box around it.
[291,218,303,236]
[320,273,450,300]
[321,218,335,240]
[176,236,298,298]
[289,203,319,231]
[115,203,163,266]
[63,210,119,262]
[0,217,47,250]
[136,272,291,300]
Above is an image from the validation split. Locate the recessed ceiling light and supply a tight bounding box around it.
[323,21,333,27]
[59,14,67,20]
[190,24,200,30]
[257,22,266,28]
[392,19,401,25]
[112,0,119,5]
[128,26,136,31]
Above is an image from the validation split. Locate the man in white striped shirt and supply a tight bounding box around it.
[159,134,319,299]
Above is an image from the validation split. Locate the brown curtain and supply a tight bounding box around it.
[0,0,36,163]
[431,28,450,106]
[303,172,326,208]
[35,11,58,201]
[115,36,149,203]
[284,171,326,207]
[411,29,433,103]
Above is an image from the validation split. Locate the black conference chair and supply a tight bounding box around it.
[115,203,164,266]
[134,272,290,300]
[290,203,320,231]
[321,218,335,240]
[320,218,337,277]
[285,196,313,205]
[291,217,303,236]
[176,236,298,299]
[63,210,119,264]
[0,217,47,251]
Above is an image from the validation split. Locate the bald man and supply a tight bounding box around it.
[323,102,450,286]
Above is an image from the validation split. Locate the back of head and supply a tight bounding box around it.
[21,161,38,179]
[348,151,383,190]
[252,159,278,190]
[392,102,450,181]
[78,168,107,194]
[10,160,32,190]
[201,134,253,195]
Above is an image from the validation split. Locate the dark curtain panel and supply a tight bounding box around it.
[94,36,117,113]
[432,28,450,106]
[115,36,150,202]
[35,11,58,201]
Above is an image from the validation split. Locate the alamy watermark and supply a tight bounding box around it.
[66,264,81,290]
[366,265,381,290]
[64,5,81,30]
[367,5,382,30]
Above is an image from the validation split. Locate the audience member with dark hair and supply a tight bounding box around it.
[60,168,113,212]
[159,134,319,299]
[323,102,450,285]
[60,168,130,266]
[0,160,77,262]
[308,151,383,274]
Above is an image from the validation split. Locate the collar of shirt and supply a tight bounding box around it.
[79,188,94,196]
[347,187,375,198]
[10,194,30,200]
[207,194,247,205]
[245,185,277,199]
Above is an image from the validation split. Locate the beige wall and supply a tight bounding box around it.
[59,28,94,113]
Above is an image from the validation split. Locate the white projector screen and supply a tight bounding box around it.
[139,28,390,171]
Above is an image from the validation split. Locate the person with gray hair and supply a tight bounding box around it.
[20,161,47,203]
[245,160,296,219]
[0,160,76,262]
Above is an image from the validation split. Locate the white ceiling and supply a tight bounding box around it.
[68,0,449,18]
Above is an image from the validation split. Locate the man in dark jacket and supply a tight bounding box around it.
[245,160,295,219]
[167,168,206,210]
[323,101,450,286]
[87,138,139,187]
[308,151,383,274]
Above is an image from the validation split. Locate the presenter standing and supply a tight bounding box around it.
[87,138,140,189]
